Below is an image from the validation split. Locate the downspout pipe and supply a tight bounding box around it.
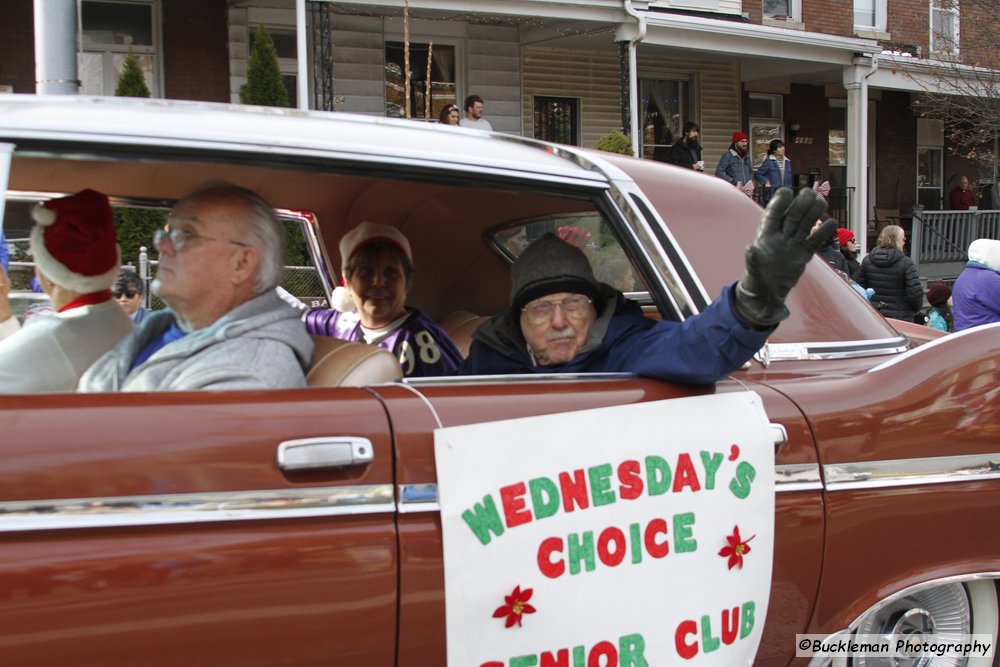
[844,55,878,257]
[296,0,309,110]
[34,0,79,95]
[622,0,646,157]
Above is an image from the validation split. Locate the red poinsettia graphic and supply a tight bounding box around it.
[718,525,755,570]
[493,585,537,628]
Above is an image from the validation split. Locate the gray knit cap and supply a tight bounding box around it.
[510,233,601,312]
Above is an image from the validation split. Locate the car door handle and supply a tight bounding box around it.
[277,437,375,471]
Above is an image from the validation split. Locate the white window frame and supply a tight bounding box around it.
[79,0,162,97]
[637,71,699,162]
[762,0,802,24]
[930,0,960,55]
[853,0,888,33]
[748,93,783,122]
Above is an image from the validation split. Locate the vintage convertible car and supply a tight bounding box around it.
[0,96,997,667]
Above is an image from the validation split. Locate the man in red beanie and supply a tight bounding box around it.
[715,131,753,193]
[0,189,133,392]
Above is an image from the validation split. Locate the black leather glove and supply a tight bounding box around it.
[733,187,836,329]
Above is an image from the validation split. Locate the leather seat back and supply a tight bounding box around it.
[306,336,403,387]
[437,310,490,358]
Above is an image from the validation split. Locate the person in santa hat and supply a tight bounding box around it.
[79,184,313,391]
[0,189,134,392]
[303,221,462,377]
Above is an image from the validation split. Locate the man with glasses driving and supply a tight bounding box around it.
[459,188,836,384]
[80,184,313,392]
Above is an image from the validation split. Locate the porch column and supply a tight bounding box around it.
[618,41,630,138]
[33,0,78,95]
[296,0,309,110]
[615,3,645,157]
[844,59,873,256]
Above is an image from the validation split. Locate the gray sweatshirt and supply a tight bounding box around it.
[79,291,314,392]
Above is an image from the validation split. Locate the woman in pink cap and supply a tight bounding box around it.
[303,221,463,377]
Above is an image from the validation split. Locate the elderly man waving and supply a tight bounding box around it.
[459,188,834,384]
[80,184,313,391]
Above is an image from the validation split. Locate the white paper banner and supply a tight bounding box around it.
[436,392,775,667]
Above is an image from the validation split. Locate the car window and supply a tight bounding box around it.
[492,213,646,298]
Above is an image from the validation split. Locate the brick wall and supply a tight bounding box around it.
[956,1,997,68]
[163,0,229,102]
[885,0,930,54]
[876,91,917,209]
[801,2,852,37]
[0,1,37,93]
[783,84,837,184]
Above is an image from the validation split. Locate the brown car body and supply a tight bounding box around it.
[0,97,997,666]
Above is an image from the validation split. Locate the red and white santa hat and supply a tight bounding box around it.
[30,189,120,294]
[331,221,412,312]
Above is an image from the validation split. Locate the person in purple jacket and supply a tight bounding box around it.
[303,221,463,377]
[952,238,1000,331]
[460,187,835,384]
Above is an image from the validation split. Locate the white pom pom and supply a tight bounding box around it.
[32,204,57,226]
[330,285,355,312]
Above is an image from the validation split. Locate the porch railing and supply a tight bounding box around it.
[753,186,854,228]
[911,205,1000,278]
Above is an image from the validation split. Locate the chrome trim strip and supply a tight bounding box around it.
[0,485,395,532]
[397,484,440,514]
[399,466,821,514]
[405,372,635,386]
[868,321,1000,373]
[765,337,909,361]
[775,463,823,492]
[824,453,1000,491]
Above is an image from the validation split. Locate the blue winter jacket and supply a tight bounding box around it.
[715,148,754,186]
[755,156,792,203]
[459,284,771,385]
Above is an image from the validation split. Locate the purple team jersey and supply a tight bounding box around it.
[304,307,463,377]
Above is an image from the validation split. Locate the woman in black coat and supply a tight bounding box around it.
[852,225,923,321]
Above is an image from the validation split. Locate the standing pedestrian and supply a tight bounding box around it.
[715,131,753,190]
[852,224,923,322]
[952,238,1000,331]
[814,218,848,274]
[460,95,493,131]
[925,283,953,333]
[665,122,704,172]
[948,176,977,210]
[836,227,861,276]
[438,104,460,126]
[756,139,792,204]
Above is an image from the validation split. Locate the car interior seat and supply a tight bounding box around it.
[306,335,403,387]
[437,310,491,359]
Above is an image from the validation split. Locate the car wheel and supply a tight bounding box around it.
[840,580,1000,667]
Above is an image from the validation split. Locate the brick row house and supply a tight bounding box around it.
[1,0,995,256]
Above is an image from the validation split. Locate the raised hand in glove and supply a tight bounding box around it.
[733,187,836,329]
